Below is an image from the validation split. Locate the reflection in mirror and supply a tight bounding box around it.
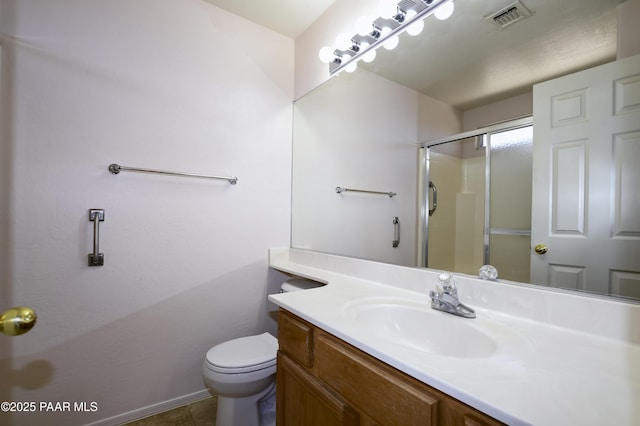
[487,126,533,283]
[292,71,421,267]
[359,0,621,109]
[424,122,533,284]
[292,0,640,301]
[426,137,486,274]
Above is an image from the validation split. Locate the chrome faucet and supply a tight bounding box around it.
[429,272,476,319]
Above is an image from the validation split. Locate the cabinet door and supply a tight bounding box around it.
[277,352,360,426]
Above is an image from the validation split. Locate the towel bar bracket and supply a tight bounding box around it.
[89,209,104,222]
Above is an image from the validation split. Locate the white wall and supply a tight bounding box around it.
[0,1,292,425]
[462,92,533,131]
[417,95,463,142]
[618,0,640,59]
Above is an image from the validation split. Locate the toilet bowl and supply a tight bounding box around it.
[203,332,278,426]
[203,278,323,426]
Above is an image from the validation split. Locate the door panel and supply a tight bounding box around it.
[550,140,586,235]
[612,131,640,237]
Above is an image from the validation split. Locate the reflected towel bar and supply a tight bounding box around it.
[108,164,238,185]
[336,186,396,198]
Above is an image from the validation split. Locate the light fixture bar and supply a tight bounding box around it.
[328,0,452,75]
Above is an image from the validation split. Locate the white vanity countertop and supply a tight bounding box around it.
[267,248,640,426]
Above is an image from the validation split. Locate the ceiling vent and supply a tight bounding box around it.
[486,1,534,29]
[398,0,419,11]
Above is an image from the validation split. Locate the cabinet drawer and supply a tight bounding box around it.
[314,331,439,426]
[278,309,314,367]
[444,397,505,426]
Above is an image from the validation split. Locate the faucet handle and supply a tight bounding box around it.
[437,272,457,294]
[431,272,476,319]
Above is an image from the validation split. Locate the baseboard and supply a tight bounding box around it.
[84,389,213,426]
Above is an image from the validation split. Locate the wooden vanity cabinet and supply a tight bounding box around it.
[277,309,504,426]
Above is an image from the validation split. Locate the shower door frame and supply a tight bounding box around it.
[418,116,533,268]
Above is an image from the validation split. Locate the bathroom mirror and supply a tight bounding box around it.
[292,0,640,301]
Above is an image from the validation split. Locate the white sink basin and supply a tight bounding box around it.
[344,298,497,358]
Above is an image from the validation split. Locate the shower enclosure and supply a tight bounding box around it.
[420,118,533,282]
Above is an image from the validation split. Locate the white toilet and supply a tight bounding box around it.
[203,278,321,426]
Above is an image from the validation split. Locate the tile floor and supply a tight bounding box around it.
[123,397,217,426]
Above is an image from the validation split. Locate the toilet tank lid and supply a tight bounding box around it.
[281,278,322,292]
[205,332,277,370]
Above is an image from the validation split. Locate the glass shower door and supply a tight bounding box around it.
[485,126,533,282]
[424,137,486,275]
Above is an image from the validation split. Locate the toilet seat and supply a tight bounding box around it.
[280,278,322,292]
[205,332,278,374]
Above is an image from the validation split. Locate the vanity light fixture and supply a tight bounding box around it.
[319,0,455,76]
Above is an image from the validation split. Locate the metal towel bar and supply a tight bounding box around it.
[109,163,238,185]
[336,186,396,198]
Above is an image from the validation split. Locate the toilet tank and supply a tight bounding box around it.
[280,278,323,293]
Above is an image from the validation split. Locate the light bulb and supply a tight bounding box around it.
[335,33,352,50]
[383,35,399,50]
[402,10,423,36]
[378,0,398,19]
[362,49,377,63]
[357,41,377,63]
[356,16,373,36]
[379,26,397,50]
[407,19,424,36]
[345,61,358,73]
[318,46,335,63]
[434,0,454,20]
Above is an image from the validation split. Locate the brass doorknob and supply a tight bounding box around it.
[0,306,37,336]
[534,244,548,255]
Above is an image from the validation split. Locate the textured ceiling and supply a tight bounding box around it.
[201,0,335,38]
[360,0,623,109]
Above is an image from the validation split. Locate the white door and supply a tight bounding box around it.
[531,54,640,298]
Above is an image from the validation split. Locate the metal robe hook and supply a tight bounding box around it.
[88,209,105,266]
